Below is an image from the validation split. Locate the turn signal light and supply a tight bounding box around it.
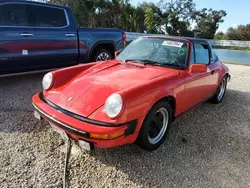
[90,129,125,140]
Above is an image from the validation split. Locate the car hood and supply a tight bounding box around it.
[44,60,177,117]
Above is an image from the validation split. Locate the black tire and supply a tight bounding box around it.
[136,101,173,151]
[92,48,112,62]
[210,76,228,104]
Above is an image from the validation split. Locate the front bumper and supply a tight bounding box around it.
[32,92,140,149]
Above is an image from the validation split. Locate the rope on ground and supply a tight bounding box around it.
[63,136,71,188]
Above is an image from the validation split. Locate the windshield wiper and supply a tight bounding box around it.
[125,59,185,69]
[140,59,161,65]
[124,59,142,63]
[139,59,186,69]
[125,59,160,65]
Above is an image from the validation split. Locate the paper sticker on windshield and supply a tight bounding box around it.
[162,41,184,48]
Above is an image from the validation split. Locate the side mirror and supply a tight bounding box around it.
[114,48,124,58]
[189,64,207,74]
[114,51,119,58]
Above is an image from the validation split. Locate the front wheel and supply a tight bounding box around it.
[210,76,227,104]
[136,101,172,151]
[92,48,112,62]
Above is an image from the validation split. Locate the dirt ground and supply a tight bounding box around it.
[0,64,249,188]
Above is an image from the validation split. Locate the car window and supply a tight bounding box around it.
[117,38,189,69]
[189,46,195,66]
[194,44,210,65]
[30,5,67,27]
[0,4,30,26]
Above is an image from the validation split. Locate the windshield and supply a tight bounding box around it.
[116,38,189,69]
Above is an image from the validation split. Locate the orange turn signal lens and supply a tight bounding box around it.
[90,129,125,140]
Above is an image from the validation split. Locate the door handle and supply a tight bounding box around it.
[20,33,34,37]
[65,33,76,37]
[211,70,216,75]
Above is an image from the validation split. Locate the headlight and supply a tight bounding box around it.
[42,72,53,90]
[104,93,123,118]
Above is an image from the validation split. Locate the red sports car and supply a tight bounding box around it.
[32,36,230,151]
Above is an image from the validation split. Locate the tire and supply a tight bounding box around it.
[210,76,227,104]
[92,48,112,62]
[136,101,173,151]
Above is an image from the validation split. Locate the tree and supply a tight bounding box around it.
[214,32,228,40]
[47,0,227,38]
[140,2,163,33]
[227,24,250,40]
[144,8,157,33]
[194,8,227,39]
[158,0,196,36]
[134,7,145,33]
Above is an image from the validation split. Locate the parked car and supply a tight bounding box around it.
[32,36,230,151]
[0,0,125,75]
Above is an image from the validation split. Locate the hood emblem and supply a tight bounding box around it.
[67,97,73,102]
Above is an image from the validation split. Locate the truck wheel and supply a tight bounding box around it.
[93,49,112,62]
[136,101,172,151]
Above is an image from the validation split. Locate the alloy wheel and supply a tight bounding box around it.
[148,108,169,144]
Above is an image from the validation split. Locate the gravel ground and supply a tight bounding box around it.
[0,64,250,188]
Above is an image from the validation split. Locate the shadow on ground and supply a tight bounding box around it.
[88,89,250,187]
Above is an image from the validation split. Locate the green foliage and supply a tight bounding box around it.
[140,1,163,33]
[214,32,228,40]
[144,8,157,33]
[158,0,196,36]
[226,24,250,41]
[194,8,227,39]
[212,24,250,41]
[47,0,227,38]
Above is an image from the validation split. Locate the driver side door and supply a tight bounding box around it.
[183,42,217,110]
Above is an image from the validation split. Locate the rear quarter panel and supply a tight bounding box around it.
[219,62,230,81]
[78,28,124,63]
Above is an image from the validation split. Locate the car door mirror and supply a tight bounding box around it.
[114,51,119,58]
[189,64,207,74]
[114,48,124,58]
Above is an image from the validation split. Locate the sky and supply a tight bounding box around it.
[131,0,250,32]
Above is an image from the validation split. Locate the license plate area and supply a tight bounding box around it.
[78,140,92,151]
[34,110,42,120]
[49,123,93,151]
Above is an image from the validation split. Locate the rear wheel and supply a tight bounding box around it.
[136,101,172,151]
[92,48,112,62]
[210,76,227,104]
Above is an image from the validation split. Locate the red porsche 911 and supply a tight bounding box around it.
[32,36,230,151]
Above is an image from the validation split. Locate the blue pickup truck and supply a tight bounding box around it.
[0,0,126,75]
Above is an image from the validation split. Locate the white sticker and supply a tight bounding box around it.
[22,50,28,55]
[162,41,184,48]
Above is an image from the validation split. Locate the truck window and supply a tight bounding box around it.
[0,4,29,26]
[30,5,68,27]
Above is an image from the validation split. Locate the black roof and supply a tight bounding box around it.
[144,35,209,43]
[183,37,209,43]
